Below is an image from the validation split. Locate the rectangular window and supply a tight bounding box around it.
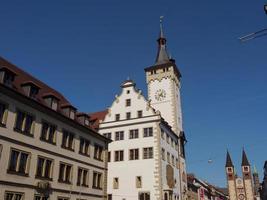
[137,110,143,118]
[129,149,139,160]
[36,156,53,180]
[162,148,165,161]
[61,130,75,151]
[161,129,165,140]
[126,112,131,120]
[167,152,170,163]
[166,135,170,143]
[172,155,175,166]
[113,177,119,189]
[115,114,120,121]
[143,127,153,137]
[34,195,49,200]
[0,102,8,127]
[126,99,131,107]
[77,167,89,187]
[103,132,112,140]
[129,129,139,139]
[136,176,142,188]
[108,151,111,162]
[171,139,174,147]
[139,192,150,200]
[79,137,90,156]
[115,131,124,141]
[176,158,179,169]
[4,191,24,200]
[175,142,178,151]
[58,162,72,184]
[114,150,124,162]
[143,147,153,159]
[40,121,56,144]
[92,171,103,189]
[108,194,112,200]
[14,110,35,136]
[8,149,30,175]
[94,144,103,161]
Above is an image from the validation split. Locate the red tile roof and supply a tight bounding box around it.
[88,110,108,130]
[0,56,100,132]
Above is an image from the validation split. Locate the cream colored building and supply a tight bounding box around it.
[91,23,187,200]
[0,57,110,200]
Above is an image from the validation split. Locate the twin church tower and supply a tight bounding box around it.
[225,150,260,200]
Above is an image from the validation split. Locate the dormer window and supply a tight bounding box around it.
[21,82,40,99]
[43,94,59,111]
[61,104,77,120]
[77,113,90,126]
[0,67,16,87]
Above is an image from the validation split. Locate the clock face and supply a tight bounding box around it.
[155,89,166,101]
[238,194,245,200]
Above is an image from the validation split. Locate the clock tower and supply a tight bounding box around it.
[145,20,183,136]
[145,19,188,200]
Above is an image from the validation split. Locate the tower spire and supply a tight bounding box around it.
[242,149,250,166]
[226,150,234,167]
[155,16,170,65]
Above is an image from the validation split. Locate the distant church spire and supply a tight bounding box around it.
[242,149,250,166]
[226,150,234,167]
[155,16,170,65]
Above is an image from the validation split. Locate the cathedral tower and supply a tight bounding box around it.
[253,166,261,199]
[225,151,237,200]
[241,150,254,200]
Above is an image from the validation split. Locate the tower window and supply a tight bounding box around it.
[127,90,130,94]
[126,99,131,107]
[227,168,233,173]
[151,70,157,75]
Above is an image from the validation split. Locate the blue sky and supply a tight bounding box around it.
[0,0,266,187]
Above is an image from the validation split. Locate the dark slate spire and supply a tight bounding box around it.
[242,149,250,166]
[226,150,234,167]
[155,16,170,65]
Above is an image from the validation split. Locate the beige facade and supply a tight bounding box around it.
[225,151,255,200]
[0,58,110,200]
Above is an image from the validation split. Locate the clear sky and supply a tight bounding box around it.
[0,0,266,187]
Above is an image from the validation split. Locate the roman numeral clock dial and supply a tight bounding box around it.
[155,89,167,101]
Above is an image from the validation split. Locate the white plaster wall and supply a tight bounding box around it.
[160,125,181,199]
[99,82,161,200]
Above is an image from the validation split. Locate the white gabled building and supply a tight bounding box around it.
[97,79,184,200]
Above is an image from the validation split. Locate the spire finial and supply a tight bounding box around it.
[160,16,164,38]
